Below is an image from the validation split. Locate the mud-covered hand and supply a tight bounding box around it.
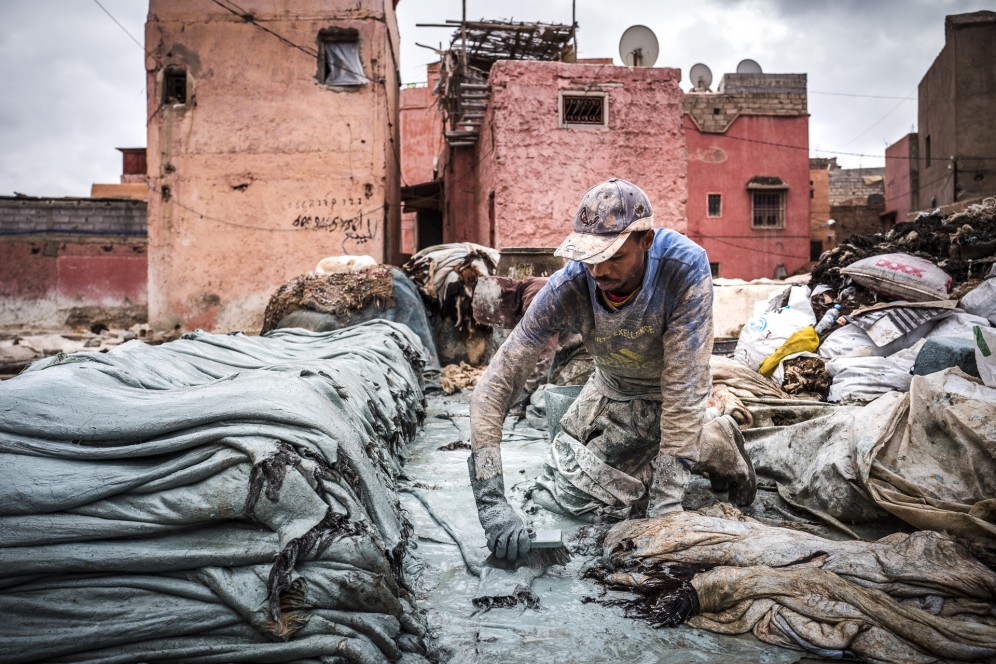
[695,415,757,507]
[468,452,531,562]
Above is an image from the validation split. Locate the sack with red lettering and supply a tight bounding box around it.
[840,252,952,302]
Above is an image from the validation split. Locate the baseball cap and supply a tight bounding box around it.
[553,178,655,264]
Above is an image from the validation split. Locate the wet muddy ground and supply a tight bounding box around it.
[402,390,841,663]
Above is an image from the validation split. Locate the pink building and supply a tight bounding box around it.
[399,64,444,256]
[684,74,811,279]
[146,0,401,332]
[884,133,918,226]
[438,60,688,250]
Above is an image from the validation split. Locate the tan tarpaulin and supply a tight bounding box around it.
[603,507,996,663]
[746,368,996,546]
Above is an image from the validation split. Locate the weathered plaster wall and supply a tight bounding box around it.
[884,133,917,221]
[146,0,399,332]
[399,63,443,254]
[0,197,147,328]
[685,114,811,279]
[471,61,687,249]
[809,167,832,256]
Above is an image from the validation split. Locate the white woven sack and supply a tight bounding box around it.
[841,253,951,302]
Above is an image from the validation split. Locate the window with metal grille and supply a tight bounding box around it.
[561,94,605,126]
[751,190,786,228]
[707,193,722,217]
[163,69,187,105]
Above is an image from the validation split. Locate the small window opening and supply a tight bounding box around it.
[713,107,721,115]
[709,262,720,278]
[163,69,187,104]
[925,134,932,168]
[318,29,366,87]
[707,193,722,217]
[562,95,604,125]
[751,190,786,228]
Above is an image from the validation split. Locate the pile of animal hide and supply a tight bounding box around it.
[745,368,996,550]
[261,266,395,333]
[403,242,500,336]
[591,505,996,663]
[261,266,441,372]
[440,361,485,395]
[810,197,996,299]
[0,321,435,663]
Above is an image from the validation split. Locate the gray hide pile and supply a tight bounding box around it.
[0,321,432,663]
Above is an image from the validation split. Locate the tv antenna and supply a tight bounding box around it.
[689,63,713,91]
[736,58,763,74]
[619,25,659,67]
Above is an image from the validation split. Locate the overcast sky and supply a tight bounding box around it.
[0,0,987,198]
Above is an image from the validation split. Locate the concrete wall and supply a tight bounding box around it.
[884,133,918,223]
[919,11,996,208]
[0,197,147,328]
[828,167,886,241]
[685,113,811,280]
[465,61,687,249]
[146,0,400,333]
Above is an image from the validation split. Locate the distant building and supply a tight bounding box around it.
[828,166,885,241]
[146,0,401,332]
[90,148,148,201]
[809,157,836,259]
[917,10,996,208]
[684,73,811,279]
[0,194,147,328]
[451,59,687,250]
[399,64,444,256]
[883,133,918,225]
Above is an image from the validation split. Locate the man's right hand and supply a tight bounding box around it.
[468,451,531,563]
[480,500,531,562]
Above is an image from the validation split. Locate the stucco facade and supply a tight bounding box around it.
[917,11,996,208]
[884,133,918,225]
[684,74,811,280]
[809,159,833,258]
[448,61,687,250]
[146,0,400,332]
[399,63,444,255]
[0,197,147,328]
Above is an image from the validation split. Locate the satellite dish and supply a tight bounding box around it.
[689,63,713,91]
[619,25,659,67]
[736,58,763,74]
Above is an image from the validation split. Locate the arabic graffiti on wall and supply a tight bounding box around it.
[288,190,380,249]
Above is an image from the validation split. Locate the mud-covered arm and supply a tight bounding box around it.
[658,273,714,462]
[469,288,564,480]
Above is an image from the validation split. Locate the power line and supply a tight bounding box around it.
[92,0,144,52]
[809,90,916,101]
[207,0,376,85]
[716,132,996,162]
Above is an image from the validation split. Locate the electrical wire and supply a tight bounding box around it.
[207,0,377,85]
[92,0,144,52]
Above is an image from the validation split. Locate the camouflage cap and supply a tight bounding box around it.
[554,178,655,264]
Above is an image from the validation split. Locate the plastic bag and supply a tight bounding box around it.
[975,325,996,388]
[734,306,816,371]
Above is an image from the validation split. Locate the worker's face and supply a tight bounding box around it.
[584,231,653,295]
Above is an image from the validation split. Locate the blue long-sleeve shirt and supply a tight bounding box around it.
[470,228,715,480]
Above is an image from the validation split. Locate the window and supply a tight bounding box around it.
[560,92,607,127]
[318,29,365,87]
[707,193,722,217]
[163,69,187,104]
[925,134,932,167]
[751,190,786,228]
[709,262,720,277]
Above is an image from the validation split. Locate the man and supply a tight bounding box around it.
[468,178,756,562]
